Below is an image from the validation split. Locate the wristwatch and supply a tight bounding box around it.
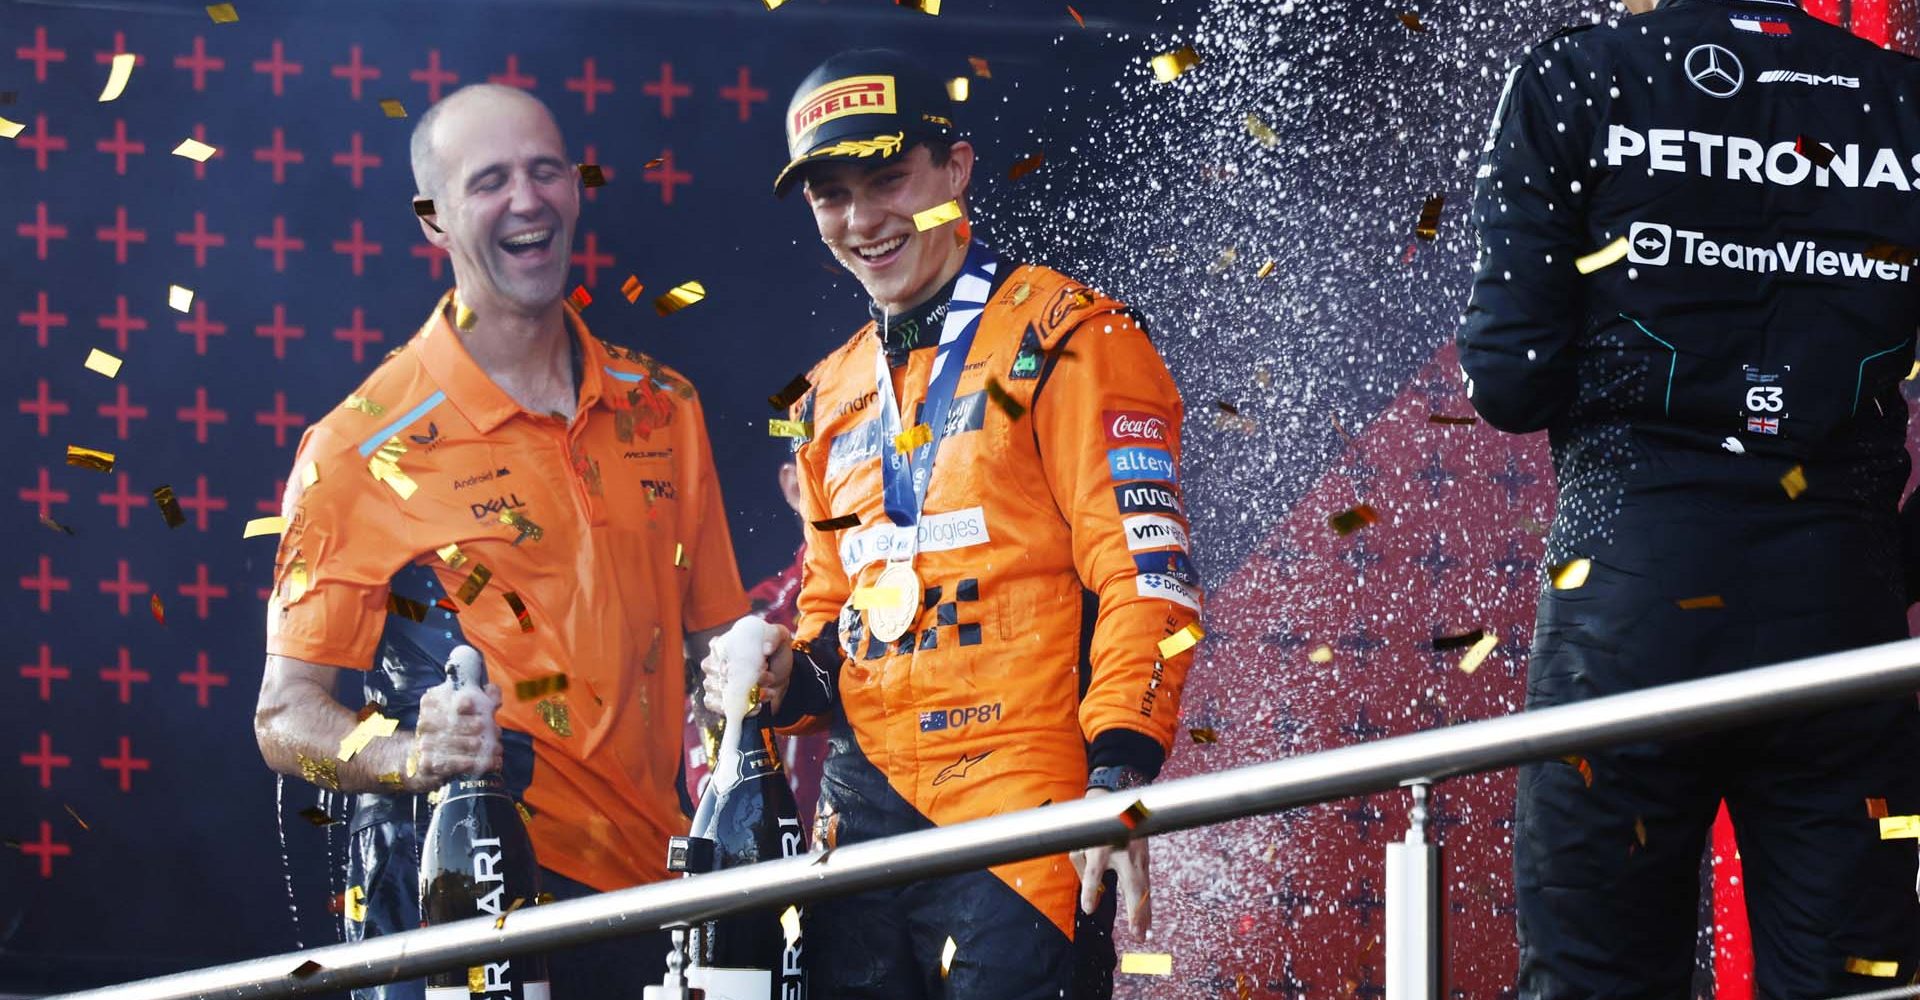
[1086,765,1150,793]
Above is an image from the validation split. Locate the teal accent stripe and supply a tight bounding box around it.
[357,391,447,456]
[1620,313,1677,416]
[603,366,644,383]
[1853,340,1911,416]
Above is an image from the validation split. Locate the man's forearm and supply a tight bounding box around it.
[256,677,421,794]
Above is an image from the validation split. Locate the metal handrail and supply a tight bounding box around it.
[52,636,1920,1000]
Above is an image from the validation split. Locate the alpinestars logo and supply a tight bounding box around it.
[1627,220,1913,283]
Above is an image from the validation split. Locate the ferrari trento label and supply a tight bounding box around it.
[788,74,897,145]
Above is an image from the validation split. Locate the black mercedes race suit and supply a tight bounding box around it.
[1460,0,1920,995]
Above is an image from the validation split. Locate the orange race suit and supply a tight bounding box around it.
[774,252,1202,998]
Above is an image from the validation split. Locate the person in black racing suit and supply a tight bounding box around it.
[1459,0,1920,996]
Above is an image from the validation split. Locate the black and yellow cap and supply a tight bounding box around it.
[773,49,958,198]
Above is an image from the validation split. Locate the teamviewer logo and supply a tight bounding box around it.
[1628,222,1672,266]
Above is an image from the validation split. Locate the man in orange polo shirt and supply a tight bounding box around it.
[252,84,750,1000]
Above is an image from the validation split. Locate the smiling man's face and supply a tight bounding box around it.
[802,141,974,314]
[421,90,579,315]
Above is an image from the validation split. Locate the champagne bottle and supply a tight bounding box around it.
[420,645,550,1000]
[666,619,807,999]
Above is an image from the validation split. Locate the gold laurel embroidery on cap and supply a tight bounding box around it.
[807,132,905,161]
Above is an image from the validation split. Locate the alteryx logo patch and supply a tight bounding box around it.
[1114,481,1184,517]
[1134,550,1197,585]
[1123,514,1190,553]
[1109,447,1176,482]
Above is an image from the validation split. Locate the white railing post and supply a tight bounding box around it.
[1385,780,1440,1000]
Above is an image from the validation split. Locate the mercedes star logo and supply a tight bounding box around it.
[1685,44,1744,98]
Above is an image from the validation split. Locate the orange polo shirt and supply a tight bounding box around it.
[266,292,749,891]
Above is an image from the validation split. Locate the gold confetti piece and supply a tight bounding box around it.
[1118,798,1152,829]
[336,711,399,762]
[1845,958,1899,978]
[151,485,186,528]
[456,564,493,604]
[297,806,337,827]
[654,280,707,316]
[567,286,592,310]
[468,967,487,993]
[172,137,218,162]
[897,0,940,12]
[1216,400,1241,416]
[98,53,136,103]
[66,446,115,473]
[1255,260,1277,279]
[1428,414,1478,425]
[894,423,933,452]
[767,375,812,411]
[946,77,970,102]
[1676,595,1725,610]
[436,542,468,569]
[1562,754,1594,787]
[1120,953,1174,976]
[1188,727,1218,744]
[941,936,958,977]
[281,558,311,605]
[536,698,573,737]
[1150,46,1201,83]
[1795,135,1835,169]
[577,163,606,188]
[1878,815,1920,839]
[644,156,665,170]
[291,961,323,979]
[621,275,644,304]
[369,437,419,500]
[1328,504,1378,536]
[1008,154,1045,182]
[206,3,239,22]
[84,348,124,378]
[500,508,543,544]
[1867,797,1889,818]
[378,98,407,119]
[1575,236,1629,275]
[780,905,801,945]
[1398,11,1428,31]
[1309,644,1333,664]
[515,801,533,824]
[1457,631,1499,674]
[515,673,568,701]
[1633,816,1647,847]
[1157,622,1205,659]
[913,200,964,232]
[969,57,992,78]
[1432,628,1485,651]
[1067,5,1085,27]
[345,885,367,922]
[412,198,442,235]
[243,516,286,538]
[851,586,907,611]
[39,514,74,535]
[811,513,861,531]
[386,594,428,622]
[675,542,689,568]
[984,378,1028,421]
[1865,242,1920,267]
[342,394,385,417]
[769,418,813,438]
[168,284,195,313]
[1908,360,1919,381]
[375,772,405,790]
[64,803,89,830]
[298,752,340,790]
[1206,247,1239,275]
[1414,195,1445,241]
[1780,465,1807,499]
[149,593,166,625]
[503,591,535,633]
[0,116,26,140]
[492,896,526,931]
[1551,558,1592,590]
[1244,113,1278,147]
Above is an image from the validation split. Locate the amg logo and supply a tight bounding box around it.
[1757,70,1859,87]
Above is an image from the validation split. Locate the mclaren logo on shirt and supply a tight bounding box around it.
[1605,125,1920,191]
[1627,219,1913,282]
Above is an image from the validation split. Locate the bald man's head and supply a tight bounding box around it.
[410,84,561,199]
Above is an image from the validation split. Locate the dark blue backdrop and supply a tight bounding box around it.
[0,0,1179,987]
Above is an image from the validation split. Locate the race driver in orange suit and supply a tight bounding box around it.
[700,49,1203,999]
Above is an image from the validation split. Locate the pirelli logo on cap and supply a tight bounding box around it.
[790,75,897,145]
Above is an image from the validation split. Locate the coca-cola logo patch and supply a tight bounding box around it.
[1104,409,1169,444]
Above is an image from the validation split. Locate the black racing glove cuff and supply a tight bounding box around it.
[771,621,843,728]
[1087,728,1165,782]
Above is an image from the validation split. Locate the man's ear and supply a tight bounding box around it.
[414,195,450,246]
[946,140,975,199]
